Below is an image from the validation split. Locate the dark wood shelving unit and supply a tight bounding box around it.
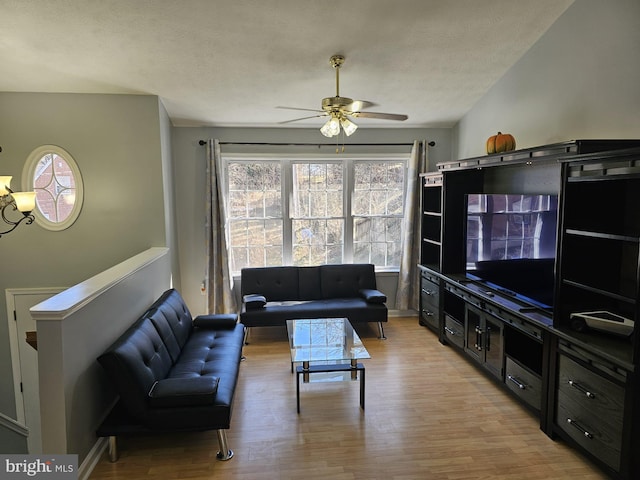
[419,172,443,273]
[418,140,640,480]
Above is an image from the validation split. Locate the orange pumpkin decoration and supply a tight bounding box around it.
[486,132,516,154]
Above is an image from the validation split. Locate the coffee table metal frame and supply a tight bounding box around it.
[286,318,370,413]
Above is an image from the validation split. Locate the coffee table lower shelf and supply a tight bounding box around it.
[295,362,365,413]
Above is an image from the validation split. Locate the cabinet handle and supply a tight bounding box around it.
[568,380,596,399]
[475,326,482,350]
[421,288,433,296]
[566,418,594,439]
[507,375,526,390]
[421,310,434,317]
[445,326,458,336]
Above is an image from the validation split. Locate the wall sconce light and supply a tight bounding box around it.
[1,148,36,237]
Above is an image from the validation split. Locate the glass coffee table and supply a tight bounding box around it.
[286,318,370,413]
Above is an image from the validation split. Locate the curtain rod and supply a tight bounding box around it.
[198,140,435,147]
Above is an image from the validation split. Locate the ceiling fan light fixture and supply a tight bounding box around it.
[282,55,407,132]
[320,115,341,137]
[340,117,358,136]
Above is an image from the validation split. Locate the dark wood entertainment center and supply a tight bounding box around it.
[418,140,640,479]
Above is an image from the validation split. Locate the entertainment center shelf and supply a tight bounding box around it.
[418,140,640,480]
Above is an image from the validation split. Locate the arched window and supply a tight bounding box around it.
[23,145,83,231]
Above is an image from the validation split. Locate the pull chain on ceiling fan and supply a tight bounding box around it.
[277,54,408,137]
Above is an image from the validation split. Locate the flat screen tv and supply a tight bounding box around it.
[465,193,558,308]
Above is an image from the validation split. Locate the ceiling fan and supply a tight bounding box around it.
[277,54,408,137]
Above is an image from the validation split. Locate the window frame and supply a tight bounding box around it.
[22,144,84,231]
[222,153,409,273]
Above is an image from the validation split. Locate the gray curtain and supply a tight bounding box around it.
[395,140,428,311]
[205,139,236,314]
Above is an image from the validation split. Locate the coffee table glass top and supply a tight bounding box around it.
[286,318,371,364]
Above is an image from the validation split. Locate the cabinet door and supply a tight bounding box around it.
[464,304,504,379]
[465,304,483,363]
[484,314,504,379]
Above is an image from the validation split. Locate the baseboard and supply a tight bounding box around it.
[78,437,108,480]
[389,309,418,317]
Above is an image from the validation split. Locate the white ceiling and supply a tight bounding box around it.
[1,0,574,128]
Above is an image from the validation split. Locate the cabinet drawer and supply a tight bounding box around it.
[485,303,543,341]
[557,355,624,424]
[505,357,541,410]
[420,276,439,330]
[556,354,624,470]
[420,278,440,308]
[420,302,438,330]
[444,315,464,349]
[556,396,621,471]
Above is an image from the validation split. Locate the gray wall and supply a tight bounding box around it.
[170,126,452,315]
[0,93,170,423]
[454,0,640,159]
[0,416,26,453]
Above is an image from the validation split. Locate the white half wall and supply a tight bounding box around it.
[29,248,172,467]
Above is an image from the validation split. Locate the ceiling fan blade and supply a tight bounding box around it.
[351,111,408,121]
[276,106,324,113]
[345,100,376,112]
[278,114,328,124]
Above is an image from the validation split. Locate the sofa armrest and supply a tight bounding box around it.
[148,376,219,407]
[242,294,267,310]
[359,288,387,304]
[193,314,238,329]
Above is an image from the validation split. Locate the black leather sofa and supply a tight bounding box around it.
[96,289,244,462]
[240,263,388,340]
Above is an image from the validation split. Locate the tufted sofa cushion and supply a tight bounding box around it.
[146,289,194,360]
[97,289,244,430]
[320,264,377,298]
[97,317,174,420]
[241,266,300,301]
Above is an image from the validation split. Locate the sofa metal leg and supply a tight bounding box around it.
[107,436,119,462]
[243,327,251,345]
[377,322,387,340]
[216,429,234,461]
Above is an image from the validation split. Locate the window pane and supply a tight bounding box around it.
[33,153,77,223]
[229,218,283,272]
[292,162,342,218]
[228,162,281,219]
[354,216,403,267]
[231,247,248,270]
[387,190,403,215]
[292,218,344,266]
[352,161,405,268]
[229,191,247,217]
[353,161,404,215]
[291,161,344,266]
[227,160,283,272]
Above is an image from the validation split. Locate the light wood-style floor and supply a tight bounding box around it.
[89,317,607,479]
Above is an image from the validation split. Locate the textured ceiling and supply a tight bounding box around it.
[0,0,574,128]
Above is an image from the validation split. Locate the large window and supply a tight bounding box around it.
[224,154,408,273]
